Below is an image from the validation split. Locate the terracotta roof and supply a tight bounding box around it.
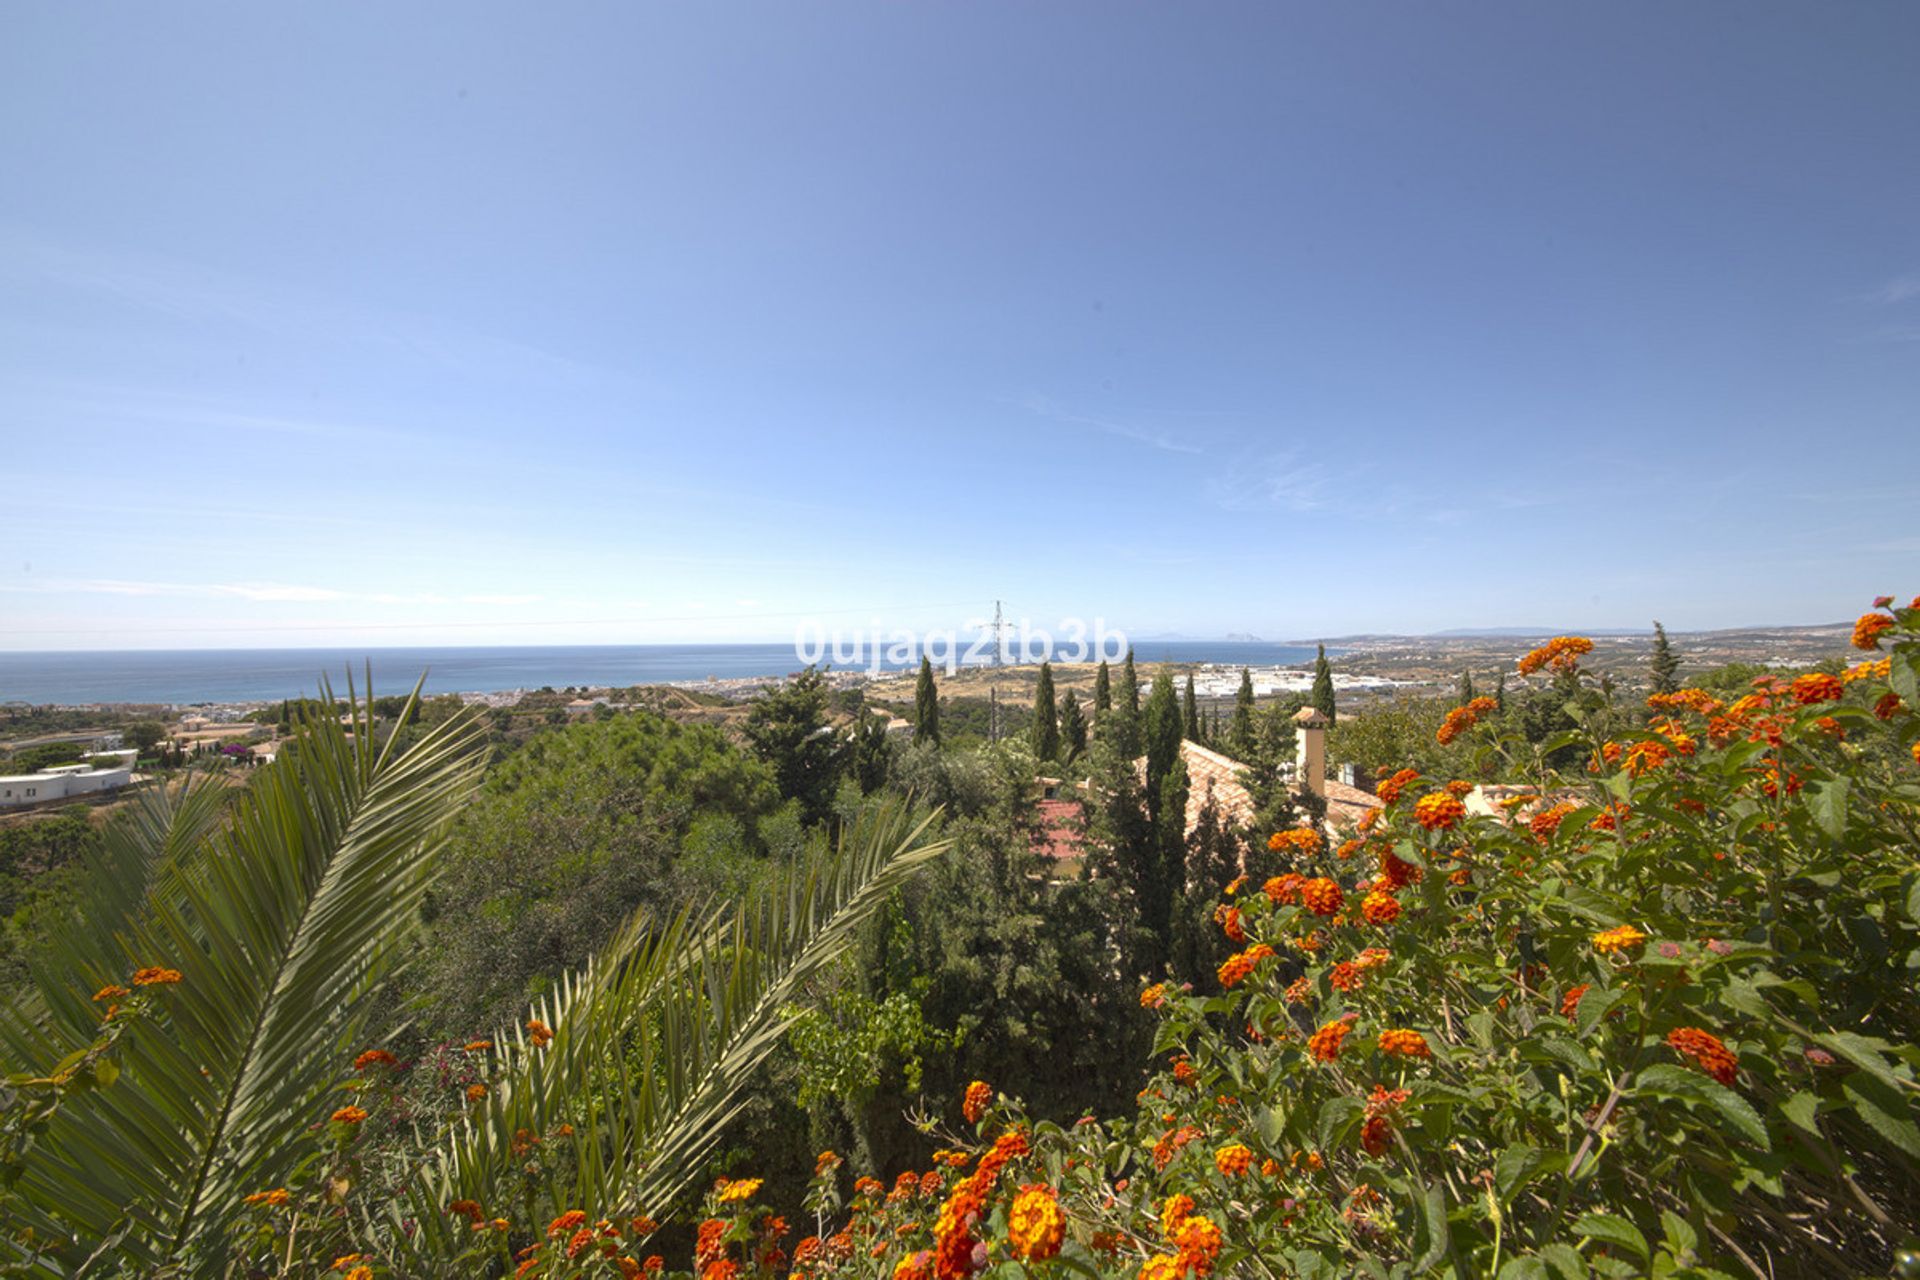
[1322,776,1386,832]
[1464,783,1580,821]
[1175,740,1257,834]
[1032,798,1086,861]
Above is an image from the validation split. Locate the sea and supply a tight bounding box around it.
[0,642,1324,706]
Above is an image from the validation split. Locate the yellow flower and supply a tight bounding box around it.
[1592,925,1648,955]
[717,1177,763,1203]
[1139,1254,1185,1280]
[1006,1184,1065,1261]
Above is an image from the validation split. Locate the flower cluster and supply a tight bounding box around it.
[1436,695,1499,745]
[1515,635,1593,676]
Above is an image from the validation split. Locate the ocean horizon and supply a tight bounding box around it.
[0,641,1325,706]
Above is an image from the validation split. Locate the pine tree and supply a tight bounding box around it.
[1229,668,1256,759]
[1059,688,1087,763]
[744,666,847,827]
[1457,670,1476,703]
[913,656,941,746]
[1094,660,1112,713]
[1650,621,1680,695]
[1182,673,1200,742]
[851,708,890,793]
[1031,661,1060,762]
[1310,644,1337,725]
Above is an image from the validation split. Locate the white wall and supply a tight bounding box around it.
[0,767,132,809]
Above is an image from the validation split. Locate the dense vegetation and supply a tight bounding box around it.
[4,598,1918,1278]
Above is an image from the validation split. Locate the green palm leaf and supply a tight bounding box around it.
[0,675,486,1274]
[393,797,949,1263]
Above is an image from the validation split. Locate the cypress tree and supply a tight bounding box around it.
[1649,621,1680,695]
[1142,671,1191,975]
[1310,644,1337,725]
[1457,670,1476,703]
[1494,671,1507,713]
[1145,671,1183,800]
[1109,651,1143,757]
[1094,660,1112,713]
[1229,668,1256,759]
[913,656,941,745]
[1060,688,1087,763]
[1182,673,1200,741]
[1031,661,1060,762]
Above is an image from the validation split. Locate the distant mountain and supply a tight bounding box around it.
[1223,632,1264,643]
[1427,626,1654,638]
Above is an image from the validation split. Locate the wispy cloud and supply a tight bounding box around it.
[1020,394,1205,454]
[1868,273,1920,305]
[0,224,623,389]
[1209,451,1336,512]
[11,385,430,448]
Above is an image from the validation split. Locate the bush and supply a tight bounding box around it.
[708,600,1920,1280]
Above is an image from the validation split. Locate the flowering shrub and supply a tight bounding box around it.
[21,600,1920,1277]
[739,596,1920,1278]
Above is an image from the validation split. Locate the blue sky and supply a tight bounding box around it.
[2,2,1916,650]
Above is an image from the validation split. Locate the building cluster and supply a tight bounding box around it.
[1031,707,1386,874]
[0,751,137,811]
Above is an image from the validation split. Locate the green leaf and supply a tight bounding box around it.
[1495,1143,1542,1200]
[1634,1064,1770,1149]
[1535,1242,1588,1280]
[1497,1260,1547,1280]
[1889,647,1920,707]
[1538,729,1584,757]
[1573,1212,1648,1261]
[1778,1090,1821,1136]
[1316,1095,1364,1151]
[1410,1180,1450,1274]
[1842,1072,1920,1159]
[1659,1208,1698,1257]
[1576,986,1627,1039]
[1814,1030,1908,1090]
[1255,1104,1285,1147]
[1804,777,1849,839]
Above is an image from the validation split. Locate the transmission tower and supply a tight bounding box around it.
[991,599,1007,668]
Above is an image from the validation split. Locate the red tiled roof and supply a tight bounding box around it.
[1175,740,1257,835]
[1323,777,1386,832]
[1032,798,1086,860]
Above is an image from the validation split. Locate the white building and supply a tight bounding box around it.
[0,762,134,810]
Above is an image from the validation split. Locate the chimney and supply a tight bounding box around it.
[1293,705,1329,799]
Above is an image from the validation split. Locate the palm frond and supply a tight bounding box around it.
[1,771,229,1053]
[0,675,486,1274]
[395,798,949,1260]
